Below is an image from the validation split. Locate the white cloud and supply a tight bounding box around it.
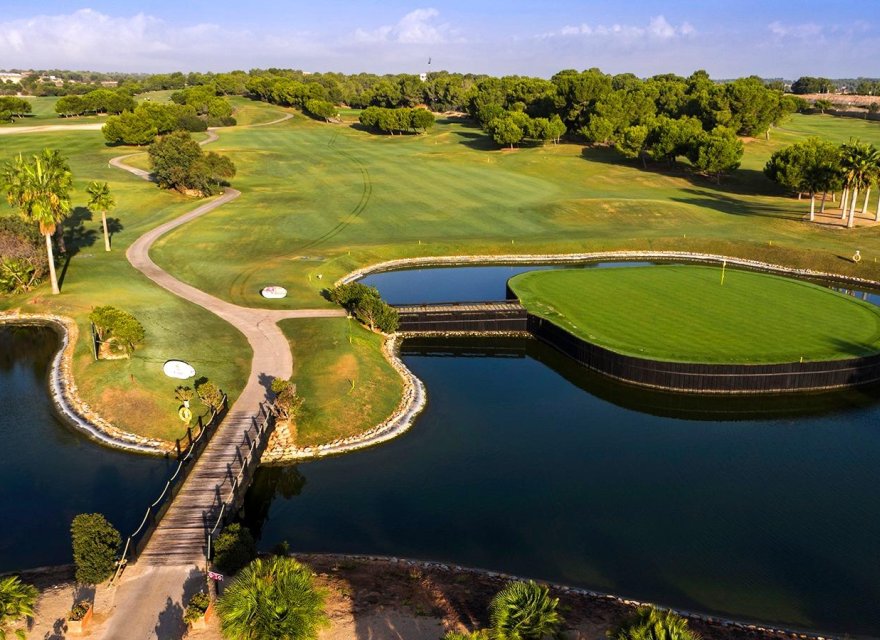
[0,9,323,71]
[545,15,695,41]
[768,21,823,39]
[354,8,455,45]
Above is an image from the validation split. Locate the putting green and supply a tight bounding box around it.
[509,265,880,363]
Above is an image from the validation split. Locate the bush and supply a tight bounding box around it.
[270,378,303,420]
[70,513,121,585]
[609,607,700,640]
[0,575,38,634]
[212,523,256,575]
[327,283,398,333]
[488,580,563,640]
[177,113,208,132]
[216,556,328,640]
[184,592,211,624]
[88,306,145,356]
[68,601,91,621]
[195,379,224,414]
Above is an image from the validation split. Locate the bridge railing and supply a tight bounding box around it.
[111,394,228,583]
[205,402,276,563]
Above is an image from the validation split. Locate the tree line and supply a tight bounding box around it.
[0,97,31,123]
[55,88,135,117]
[765,138,880,227]
[358,106,435,134]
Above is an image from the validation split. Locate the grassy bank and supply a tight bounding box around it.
[279,317,402,446]
[510,265,880,363]
[148,111,880,311]
[0,129,250,442]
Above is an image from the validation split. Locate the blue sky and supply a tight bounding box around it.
[0,1,876,77]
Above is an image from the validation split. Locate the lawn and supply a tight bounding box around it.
[278,317,402,446]
[509,265,880,363]
[3,100,880,443]
[0,129,250,442]
[148,111,880,312]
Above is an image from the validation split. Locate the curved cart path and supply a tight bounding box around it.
[101,124,343,639]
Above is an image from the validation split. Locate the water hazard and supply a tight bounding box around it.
[0,325,168,572]
[244,263,880,636]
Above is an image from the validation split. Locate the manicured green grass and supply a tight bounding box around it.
[149,111,880,311]
[0,129,250,442]
[278,317,402,446]
[510,265,880,363]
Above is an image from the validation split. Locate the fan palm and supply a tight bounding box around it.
[86,181,116,252]
[608,606,700,640]
[216,556,328,640]
[488,580,563,640]
[839,140,879,228]
[0,575,39,640]
[1,149,73,294]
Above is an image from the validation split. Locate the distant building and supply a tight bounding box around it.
[0,72,23,83]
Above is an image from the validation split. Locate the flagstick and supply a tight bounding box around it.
[720,260,727,286]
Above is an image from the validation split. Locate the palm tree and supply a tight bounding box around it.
[86,181,116,252]
[488,580,563,640]
[0,575,39,640]
[839,141,879,228]
[216,556,328,640]
[608,606,700,640]
[1,149,73,294]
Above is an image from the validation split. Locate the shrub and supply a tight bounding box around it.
[443,632,489,640]
[212,523,256,576]
[70,513,121,585]
[88,306,145,356]
[327,283,398,333]
[68,601,91,621]
[270,378,303,421]
[0,217,47,294]
[488,580,563,640]
[177,113,208,132]
[608,606,700,640]
[216,556,328,640]
[0,575,38,637]
[195,380,224,413]
[183,592,211,624]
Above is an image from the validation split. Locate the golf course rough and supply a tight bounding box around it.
[509,265,880,364]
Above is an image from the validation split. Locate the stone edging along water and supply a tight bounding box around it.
[337,250,880,288]
[295,553,838,640]
[0,312,173,456]
[261,333,426,463]
[264,250,880,461]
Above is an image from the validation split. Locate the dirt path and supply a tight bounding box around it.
[0,123,104,135]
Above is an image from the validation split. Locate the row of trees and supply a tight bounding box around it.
[358,106,435,134]
[765,138,880,227]
[0,97,31,123]
[102,102,212,145]
[169,85,235,122]
[485,111,567,147]
[54,88,135,117]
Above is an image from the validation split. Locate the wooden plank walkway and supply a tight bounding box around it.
[137,405,263,565]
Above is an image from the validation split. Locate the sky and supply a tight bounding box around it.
[0,1,877,78]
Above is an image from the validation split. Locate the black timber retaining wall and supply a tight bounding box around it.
[395,301,528,333]
[526,314,880,393]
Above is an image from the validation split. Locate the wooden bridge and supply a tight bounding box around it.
[394,300,528,333]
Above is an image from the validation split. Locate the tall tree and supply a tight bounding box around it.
[1,150,73,294]
[86,181,116,252]
[840,141,880,228]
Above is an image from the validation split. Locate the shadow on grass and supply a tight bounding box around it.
[670,189,802,220]
[579,145,785,198]
[57,206,98,290]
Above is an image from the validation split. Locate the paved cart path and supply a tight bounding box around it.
[99,123,343,639]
